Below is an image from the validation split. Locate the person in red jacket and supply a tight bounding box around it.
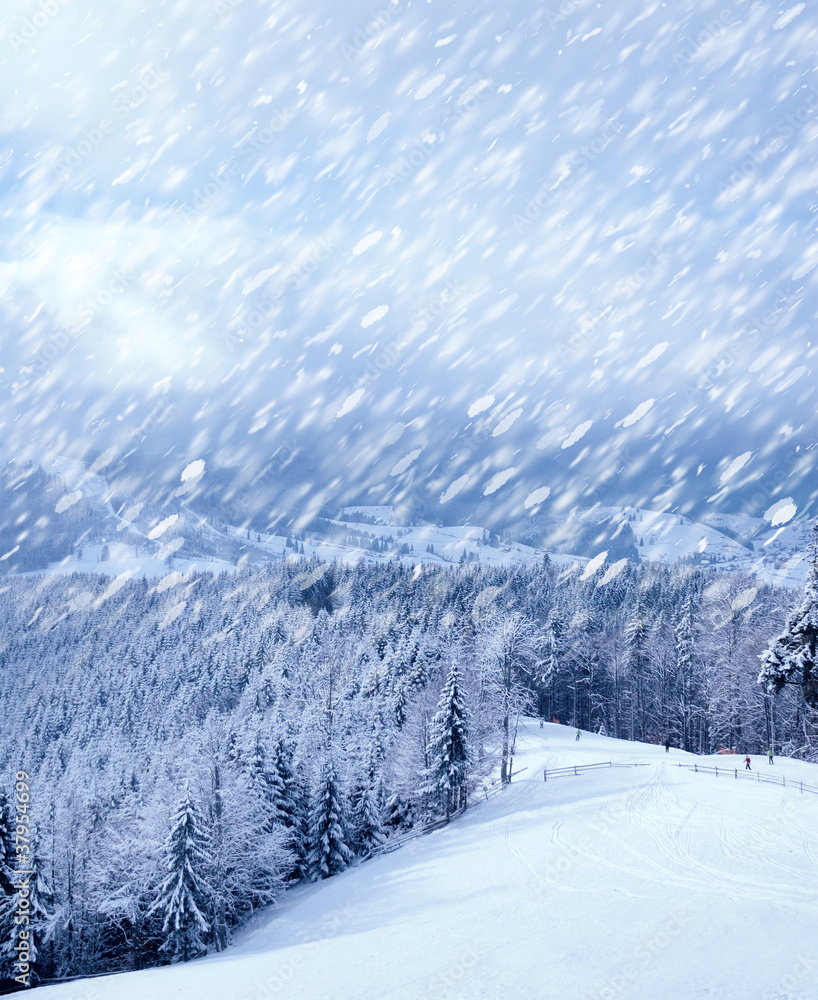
[744,756,752,770]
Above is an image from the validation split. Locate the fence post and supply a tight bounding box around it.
[715,766,718,778]
[801,782,803,794]
[783,776,786,787]
[734,769,737,779]
[574,766,578,775]
[543,769,547,782]
[694,764,697,773]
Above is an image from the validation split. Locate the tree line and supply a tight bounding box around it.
[1,538,816,983]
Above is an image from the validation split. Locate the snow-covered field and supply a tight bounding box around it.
[31,542,240,581]
[326,518,581,569]
[40,724,818,1000]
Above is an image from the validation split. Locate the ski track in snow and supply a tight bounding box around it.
[39,722,818,1000]
[495,729,818,925]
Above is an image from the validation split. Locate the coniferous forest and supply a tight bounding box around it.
[1,546,817,985]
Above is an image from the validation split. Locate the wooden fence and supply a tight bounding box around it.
[676,762,818,796]
[365,767,528,860]
[542,761,649,782]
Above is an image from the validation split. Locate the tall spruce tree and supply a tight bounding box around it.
[26,838,54,984]
[424,661,472,820]
[268,737,297,830]
[674,592,699,751]
[309,759,352,881]
[349,781,386,857]
[288,763,313,883]
[626,596,650,741]
[149,790,212,964]
[267,740,311,883]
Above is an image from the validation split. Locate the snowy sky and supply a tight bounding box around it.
[1,0,816,523]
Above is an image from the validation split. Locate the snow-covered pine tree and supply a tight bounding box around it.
[349,780,386,857]
[309,758,352,881]
[392,684,409,728]
[383,789,415,833]
[423,661,472,820]
[268,736,297,831]
[364,707,388,784]
[243,735,277,833]
[25,837,54,984]
[149,789,212,964]
[265,738,310,882]
[675,591,699,751]
[626,596,650,741]
[204,758,230,955]
[541,605,566,723]
[287,763,313,883]
[759,524,818,708]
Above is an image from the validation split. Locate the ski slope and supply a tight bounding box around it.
[40,725,818,1000]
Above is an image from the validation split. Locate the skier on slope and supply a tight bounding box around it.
[768,748,774,765]
[744,756,752,770]
[665,737,671,753]
[576,729,581,741]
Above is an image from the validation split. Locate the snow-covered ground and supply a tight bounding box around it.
[45,456,109,501]
[326,518,580,569]
[32,541,239,581]
[40,724,818,1000]
[231,501,810,583]
[19,499,814,588]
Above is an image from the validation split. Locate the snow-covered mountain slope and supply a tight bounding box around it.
[515,501,814,587]
[7,457,812,586]
[1,0,817,525]
[38,723,818,1000]
[23,511,581,581]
